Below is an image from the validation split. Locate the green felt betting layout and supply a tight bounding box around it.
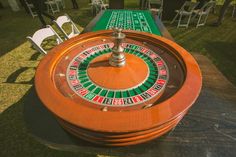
[92,10,162,36]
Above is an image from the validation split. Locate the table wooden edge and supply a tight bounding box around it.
[82,10,105,34]
[152,14,174,41]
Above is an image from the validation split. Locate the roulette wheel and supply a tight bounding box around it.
[35,28,202,146]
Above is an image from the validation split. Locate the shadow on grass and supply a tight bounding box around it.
[0,86,96,157]
[30,52,42,61]
[5,67,35,84]
[204,41,236,85]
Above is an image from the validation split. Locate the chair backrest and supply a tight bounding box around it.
[53,14,80,40]
[27,25,63,54]
[91,0,102,5]
[180,1,199,12]
[200,1,216,13]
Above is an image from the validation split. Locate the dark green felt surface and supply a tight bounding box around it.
[92,10,162,36]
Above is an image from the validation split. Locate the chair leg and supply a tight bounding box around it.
[232,6,236,17]
[61,0,65,9]
[52,3,59,14]
[203,14,209,26]
[186,14,192,28]
[29,40,47,55]
[31,8,38,18]
[196,15,202,28]
[177,14,182,28]
[191,13,198,22]
[28,6,36,18]
[171,13,179,24]
[56,3,60,12]
[49,4,54,14]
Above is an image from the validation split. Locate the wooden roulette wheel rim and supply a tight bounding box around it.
[35,30,202,144]
[56,109,187,146]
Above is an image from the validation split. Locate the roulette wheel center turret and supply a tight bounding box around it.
[87,28,153,91]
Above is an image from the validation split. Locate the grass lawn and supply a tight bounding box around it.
[0,0,236,156]
[166,17,236,86]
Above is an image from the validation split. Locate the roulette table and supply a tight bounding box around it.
[35,10,202,146]
[92,10,161,35]
[83,9,173,40]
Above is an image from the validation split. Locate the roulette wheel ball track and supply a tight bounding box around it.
[35,29,202,146]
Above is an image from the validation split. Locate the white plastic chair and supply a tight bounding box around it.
[98,0,109,10]
[53,14,80,40]
[148,0,163,19]
[193,1,216,28]
[24,0,37,18]
[45,0,60,14]
[27,25,63,54]
[90,0,109,15]
[171,1,199,28]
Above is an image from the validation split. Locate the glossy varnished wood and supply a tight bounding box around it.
[35,30,202,146]
[24,53,236,155]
